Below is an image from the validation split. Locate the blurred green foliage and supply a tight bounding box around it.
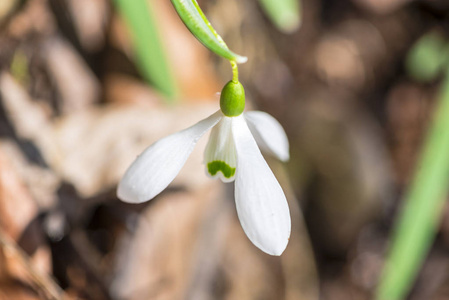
[258,0,301,33]
[377,32,449,300]
[406,31,449,82]
[113,0,178,100]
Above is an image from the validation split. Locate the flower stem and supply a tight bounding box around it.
[231,61,239,83]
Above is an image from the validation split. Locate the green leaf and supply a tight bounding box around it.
[113,0,178,100]
[258,0,301,33]
[406,31,449,82]
[376,71,449,300]
[170,0,247,64]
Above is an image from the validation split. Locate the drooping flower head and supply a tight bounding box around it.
[118,80,291,256]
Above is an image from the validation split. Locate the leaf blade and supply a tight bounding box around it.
[170,0,247,63]
[376,71,449,300]
[114,0,178,100]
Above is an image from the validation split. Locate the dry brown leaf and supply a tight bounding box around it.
[0,232,68,300]
[7,0,55,37]
[44,36,101,114]
[0,71,220,197]
[111,183,224,300]
[67,0,109,52]
[104,74,162,107]
[0,144,53,281]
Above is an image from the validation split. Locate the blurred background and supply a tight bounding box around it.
[0,0,449,299]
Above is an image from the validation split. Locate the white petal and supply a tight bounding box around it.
[245,111,290,162]
[204,116,237,182]
[232,116,291,256]
[117,111,222,203]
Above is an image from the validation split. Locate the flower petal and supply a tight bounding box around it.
[245,111,290,162]
[117,111,222,203]
[232,116,291,255]
[204,116,237,182]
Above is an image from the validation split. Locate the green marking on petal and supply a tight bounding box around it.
[207,160,236,179]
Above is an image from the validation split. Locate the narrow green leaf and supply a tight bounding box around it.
[170,0,247,63]
[114,0,178,100]
[406,32,449,82]
[376,72,449,300]
[258,0,301,33]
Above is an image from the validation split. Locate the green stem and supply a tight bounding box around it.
[231,61,239,83]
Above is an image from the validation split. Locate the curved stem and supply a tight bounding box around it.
[231,61,239,83]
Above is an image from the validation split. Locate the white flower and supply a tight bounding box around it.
[117,110,291,256]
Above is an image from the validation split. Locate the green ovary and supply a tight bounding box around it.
[220,80,245,117]
[207,161,236,179]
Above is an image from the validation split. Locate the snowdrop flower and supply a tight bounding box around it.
[117,80,291,256]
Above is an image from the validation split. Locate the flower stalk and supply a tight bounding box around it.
[231,61,239,83]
